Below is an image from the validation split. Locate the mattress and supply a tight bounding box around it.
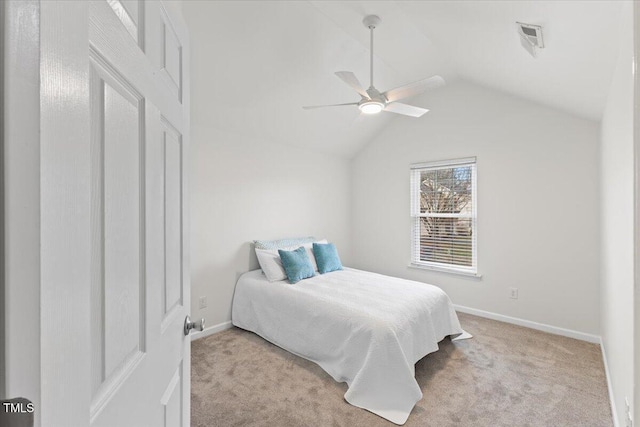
[231,267,464,424]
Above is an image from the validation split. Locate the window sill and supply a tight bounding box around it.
[408,263,483,279]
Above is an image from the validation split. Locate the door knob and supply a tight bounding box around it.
[184,315,205,336]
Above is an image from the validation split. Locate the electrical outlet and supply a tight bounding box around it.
[509,287,518,299]
[199,296,207,309]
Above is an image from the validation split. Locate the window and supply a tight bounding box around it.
[410,157,477,275]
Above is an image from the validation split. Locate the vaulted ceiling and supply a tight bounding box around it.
[182,1,625,158]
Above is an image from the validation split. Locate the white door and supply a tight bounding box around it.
[39,1,192,426]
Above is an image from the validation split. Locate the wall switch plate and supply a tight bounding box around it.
[509,287,518,299]
[199,296,207,309]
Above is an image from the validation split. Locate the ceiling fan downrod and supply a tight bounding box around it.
[362,15,381,90]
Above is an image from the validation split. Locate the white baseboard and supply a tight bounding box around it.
[190,320,233,341]
[600,338,620,427]
[453,304,601,344]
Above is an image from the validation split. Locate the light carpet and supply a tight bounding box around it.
[191,312,612,426]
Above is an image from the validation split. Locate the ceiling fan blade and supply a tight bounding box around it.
[382,75,445,103]
[384,102,429,118]
[335,71,369,98]
[302,102,359,110]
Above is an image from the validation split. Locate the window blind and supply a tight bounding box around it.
[410,158,477,274]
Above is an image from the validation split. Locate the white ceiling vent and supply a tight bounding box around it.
[517,22,544,57]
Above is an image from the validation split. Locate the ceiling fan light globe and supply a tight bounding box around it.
[359,101,384,114]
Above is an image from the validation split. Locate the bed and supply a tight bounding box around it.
[231,267,464,425]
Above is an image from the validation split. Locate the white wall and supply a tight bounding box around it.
[351,80,601,336]
[190,124,352,329]
[600,1,634,424]
[184,0,352,330]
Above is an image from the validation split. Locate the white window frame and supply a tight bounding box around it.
[409,157,478,276]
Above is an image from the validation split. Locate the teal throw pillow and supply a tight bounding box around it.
[278,246,315,284]
[313,243,343,274]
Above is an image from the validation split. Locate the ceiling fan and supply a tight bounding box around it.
[303,15,445,118]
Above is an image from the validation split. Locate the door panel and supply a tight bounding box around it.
[162,119,184,325]
[158,7,183,102]
[89,55,146,416]
[102,69,144,382]
[160,363,183,427]
[107,0,143,47]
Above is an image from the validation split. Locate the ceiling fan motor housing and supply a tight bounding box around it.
[365,86,385,102]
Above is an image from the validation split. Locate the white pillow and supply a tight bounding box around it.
[255,240,327,282]
[254,236,316,250]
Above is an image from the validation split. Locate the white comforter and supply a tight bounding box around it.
[231,268,463,424]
